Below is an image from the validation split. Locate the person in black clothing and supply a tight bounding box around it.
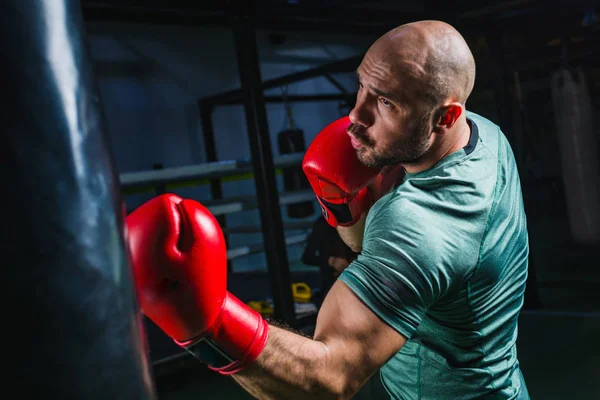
[302,216,358,307]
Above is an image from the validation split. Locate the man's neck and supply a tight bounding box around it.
[402,117,472,174]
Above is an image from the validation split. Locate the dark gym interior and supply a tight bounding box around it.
[6,0,599,399]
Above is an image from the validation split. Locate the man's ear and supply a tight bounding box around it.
[437,103,463,129]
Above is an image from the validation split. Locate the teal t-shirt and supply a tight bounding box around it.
[339,112,530,400]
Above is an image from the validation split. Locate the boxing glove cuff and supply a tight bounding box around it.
[176,292,269,375]
[318,187,372,228]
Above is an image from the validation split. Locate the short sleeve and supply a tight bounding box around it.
[338,198,453,339]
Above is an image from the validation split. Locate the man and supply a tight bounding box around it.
[127,20,530,399]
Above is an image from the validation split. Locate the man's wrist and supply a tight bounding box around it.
[181,337,236,369]
[176,293,269,375]
[336,211,367,253]
[318,188,372,228]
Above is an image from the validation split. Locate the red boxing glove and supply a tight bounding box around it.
[303,117,381,227]
[126,194,268,375]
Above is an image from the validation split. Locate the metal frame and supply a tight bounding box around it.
[192,20,360,327]
[230,10,295,325]
[200,55,360,106]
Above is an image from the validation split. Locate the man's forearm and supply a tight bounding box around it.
[336,212,367,253]
[231,325,340,400]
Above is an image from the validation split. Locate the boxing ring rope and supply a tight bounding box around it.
[119,152,305,190]
[227,233,308,261]
[223,221,313,234]
[201,189,315,216]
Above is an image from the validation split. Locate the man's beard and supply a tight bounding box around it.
[347,116,432,169]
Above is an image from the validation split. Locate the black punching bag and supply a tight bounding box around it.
[278,128,314,218]
[2,0,156,398]
[551,66,600,243]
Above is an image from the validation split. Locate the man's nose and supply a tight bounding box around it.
[349,92,373,128]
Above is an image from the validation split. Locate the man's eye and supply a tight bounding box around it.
[379,98,391,107]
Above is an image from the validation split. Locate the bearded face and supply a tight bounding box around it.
[346,111,433,169]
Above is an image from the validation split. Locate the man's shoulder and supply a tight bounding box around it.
[370,176,484,227]
[367,190,431,229]
[365,180,487,260]
[365,191,449,245]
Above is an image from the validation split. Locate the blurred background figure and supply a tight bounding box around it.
[302,215,358,307]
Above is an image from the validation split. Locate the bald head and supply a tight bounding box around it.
[368,20,475,109]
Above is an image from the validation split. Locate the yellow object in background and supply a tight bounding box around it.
[247,282,313,317]
[247,300,274,316]
[292,282,312,303]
